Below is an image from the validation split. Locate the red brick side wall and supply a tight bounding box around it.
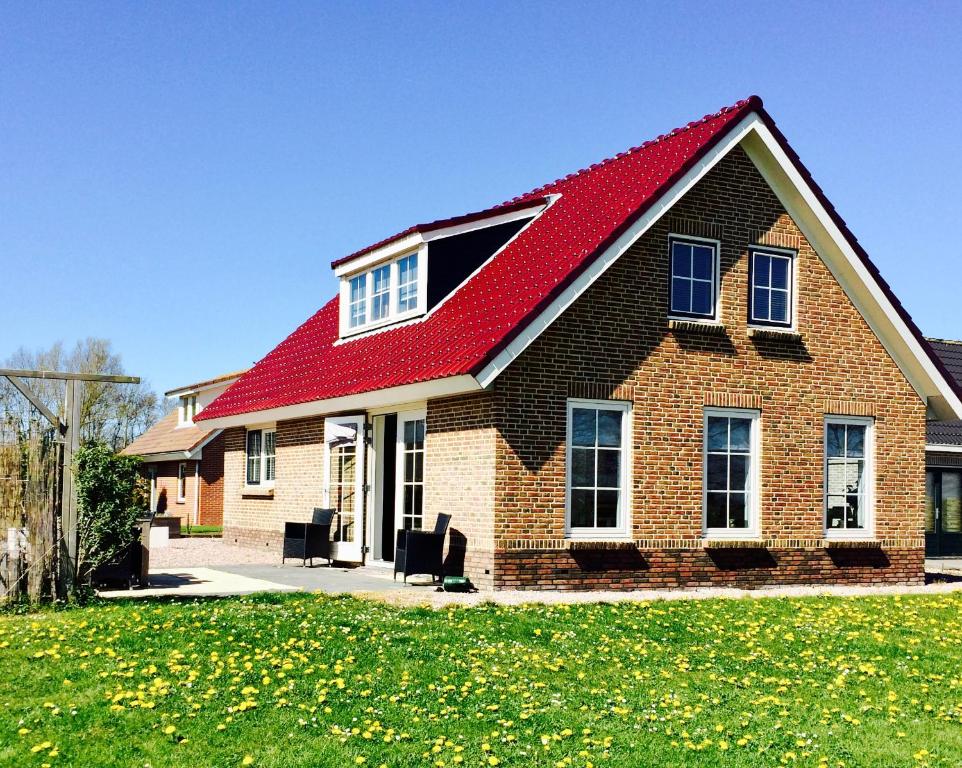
[149,459,197,525]
[487,146,926,589]
[198,432,225,526]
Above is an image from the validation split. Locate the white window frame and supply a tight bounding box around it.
[565,398,632,539]
[178,394,197,427]
[702,407,761,539]
[748,245,797,329]
[177,462,187,503]
[667,234,721,323]
[245,425,277,488]
[339,245,429,337]
[823,415,875,540]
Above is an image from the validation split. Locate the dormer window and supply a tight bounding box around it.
[179,394,198,426]
[339,247,427,336]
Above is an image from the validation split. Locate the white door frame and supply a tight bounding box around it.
[365,414,390,566]
[323,415,365,562]
[395,408,427,534]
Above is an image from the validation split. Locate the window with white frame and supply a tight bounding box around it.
[178,394,197,426]
[177,462,187,503]
[246,427,277,486]
[825,417,872,536]
[340,249,425,335]
[566,399,630,536]
[669,237,718,320]
[749,248,794,327]
[704,408,759,535]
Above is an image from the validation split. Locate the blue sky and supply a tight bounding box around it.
[3,1,961,397]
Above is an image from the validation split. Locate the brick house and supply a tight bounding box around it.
[196,96,962,590]
[122,371,245,527]
[924,339,962,556]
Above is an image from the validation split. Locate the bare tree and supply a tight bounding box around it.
[0,338,163,451]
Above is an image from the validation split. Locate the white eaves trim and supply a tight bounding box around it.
[333,202,547,278]
[196,374,481,431]
[926,444,962,454]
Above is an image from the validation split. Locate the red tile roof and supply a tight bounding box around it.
[198,96,765,422]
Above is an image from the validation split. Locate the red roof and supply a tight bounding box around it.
[197,96,800,422]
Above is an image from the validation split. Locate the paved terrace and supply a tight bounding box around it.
[99,537,962,606]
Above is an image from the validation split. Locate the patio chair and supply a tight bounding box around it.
[282,508,335,567]
[394,513,451,583]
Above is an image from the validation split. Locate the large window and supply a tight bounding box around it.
[340,249,425,335]
[825,417,873,537]
[669,237,719,320]
[703,408,759,536]
[749,248,794,327]
[246,427,277,486]
[566,399,630,537]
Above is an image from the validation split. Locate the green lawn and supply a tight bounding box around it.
[2,593,962,768]
[182,524,223,536]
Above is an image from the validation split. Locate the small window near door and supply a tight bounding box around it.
[704,408,759,537]
[824,416,873,537]
[177,462,187,503]
[399,417,425,530]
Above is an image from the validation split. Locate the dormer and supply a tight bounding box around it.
[166,370,248,429]
[335,198,548,338]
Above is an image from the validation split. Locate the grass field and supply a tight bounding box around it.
[182,524,223,537]
[2,592,962,767]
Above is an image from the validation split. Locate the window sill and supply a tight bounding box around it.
[241,486,275,498]
[564,537,635,550]
[668,319,727,335]
[702,537,766,549]
[822,538,880,549]
[747,327,801,341]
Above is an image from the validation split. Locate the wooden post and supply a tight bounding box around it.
[60,379,82,594]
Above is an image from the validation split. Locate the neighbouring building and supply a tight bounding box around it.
[121,371,246,527]
[924,339,962,557]
[195,96,962,590]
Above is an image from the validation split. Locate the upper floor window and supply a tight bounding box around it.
[704,408,759,537]
[824,416,873,538]
[749,247,794,327]
[669,236,719,320]
[340,248,426,336]
[179,394,198,426]
[566,399,631,537]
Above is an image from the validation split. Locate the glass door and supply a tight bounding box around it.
[324,415,365,562]
[926,469,962,556]
[395,410,426,534]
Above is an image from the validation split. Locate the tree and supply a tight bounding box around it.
[0,338,164,451]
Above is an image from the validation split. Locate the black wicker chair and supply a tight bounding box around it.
[394,513,451,583]
[282,508,335,567]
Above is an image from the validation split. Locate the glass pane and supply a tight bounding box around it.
[926,471,936,533]
[414,419,425,446]
[845,495,863,529]
[414,452,423,483]
[412,485,423,527]
[572,408,596,446]
[843,460,864,495]
[571,447,593,487]
[404,419,416,444]
[729,454,749,491]
[707,417,728,451]
[596,449,620,488]
[404,452,414,482]
[706,492,727,529]
[691,246,714,280]
[671,243,692,278]
[753,287,769,321]
[372,265,389,293]
[846,425,865,458]
[754,254,771,287]
[597,410,622,447]
[404,485,413,516]
[706,454,728,491]
[372,292,389,321]
[826,461,847,497]
[570,489,594,527]
[769,290,788,323]
[826,424,845,458]
[770,256,789,289]
[728,493,748,528]
[596,490,618,528]
[944,473,962,533]
[671,278,691,313]
[691,279,712,316]
[826,496,847,529]
[729,419,751,452]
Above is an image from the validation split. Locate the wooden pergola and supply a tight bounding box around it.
[1,368,140,594]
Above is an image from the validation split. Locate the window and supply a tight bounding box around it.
[340,249,425,335]
[825,417,873,537]
[177,462,187,503]
[566,399,630,536]
[349,274,367,328]
[397,252,419,313]
[179,394,197,425]
[371,264,391,322]
[399,416,425,531]
[749,248,794,327]
[704,408,759,536]
[246,427,276,486]
[669,237,719,320]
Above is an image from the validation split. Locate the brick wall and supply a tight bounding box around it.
[425,393,497,588]
[488,146,927,589]
[150,459,197,525]
[198,432,225,526]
